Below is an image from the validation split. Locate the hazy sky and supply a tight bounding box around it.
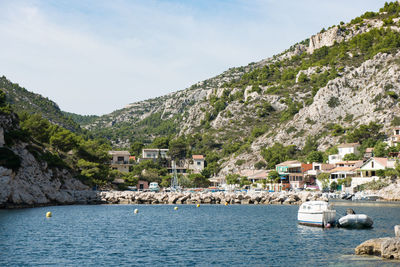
[0,0,387,115]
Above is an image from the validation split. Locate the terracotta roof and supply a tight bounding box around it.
[358,157,393,169]
[129,156,136,160]
[365,148,374,153]
[321,164,336,171]
[239,169,258,177]
[276,160,301,166]
[192,155,204,160]
[335,160,359,165]
[247,170,270,179]
[329,167,357,173]
[337,143,360,148]
[374,157,388,167]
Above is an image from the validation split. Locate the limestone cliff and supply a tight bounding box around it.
[0,113,94,208]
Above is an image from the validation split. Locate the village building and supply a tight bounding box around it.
[387,126,400,147]
[304,163,335,189]
[364,148,374,159]
[276,160,312,189]
[189,155,205,173]
[245,170,270,184]
[109,151,132,173]
[350,157,396,191]
[209,176,225,187]
[139,149,205,175]
[141,148,169,160]
[137,180,149,191]
[328,143,360,164]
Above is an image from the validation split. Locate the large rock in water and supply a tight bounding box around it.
[355,237,400,260]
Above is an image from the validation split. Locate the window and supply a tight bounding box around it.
[371,161,374,168]
[314,166,320,170]
[197,161,201,165]
[117,156,124,162]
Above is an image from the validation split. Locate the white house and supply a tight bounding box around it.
[350,157,396,191]
[109,151,131,173]
[142,148,169,159]
[189,155,205,173]
[386,127,400,147]
[328,143,360,164]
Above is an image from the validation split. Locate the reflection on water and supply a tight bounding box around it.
[0,204,399,266]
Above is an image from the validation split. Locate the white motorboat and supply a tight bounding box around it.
[338,214,373,228]
[298,201,336,227]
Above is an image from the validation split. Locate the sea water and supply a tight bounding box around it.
[1,203,400,266]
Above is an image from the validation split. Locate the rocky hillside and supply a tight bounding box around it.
[81,2,400,173]
[2,2,400,178]
[0,110,93,208]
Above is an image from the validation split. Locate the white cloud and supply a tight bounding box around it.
[0,0,387,115]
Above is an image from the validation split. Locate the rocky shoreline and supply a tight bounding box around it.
[355,225,400,260]
[3,189,400,209]
[97,190,330,205]
[1,190,332,208]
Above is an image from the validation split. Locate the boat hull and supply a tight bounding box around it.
[338,214,373,228]
[298,210,336,227]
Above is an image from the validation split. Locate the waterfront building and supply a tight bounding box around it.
[349,157,396,191]
[109,151,132,173]
[189,155,205,173]
[386,126,400,147]
[141,148,169,160]
[304,163,335,189]
[276,160,312,189]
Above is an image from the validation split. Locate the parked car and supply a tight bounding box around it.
[149,182,160,192]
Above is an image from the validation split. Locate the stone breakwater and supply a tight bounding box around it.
[97,191,329,205]
[355,225,400,260]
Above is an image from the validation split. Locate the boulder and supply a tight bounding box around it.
[355,238,391,256]
[381,238,400,260]
[355,237,400,260]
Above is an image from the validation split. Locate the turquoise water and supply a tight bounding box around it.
[1,204,400,266]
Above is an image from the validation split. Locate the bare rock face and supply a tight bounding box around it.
[381,238,400,260]
[355,237,392,256]
[309,27,345,54]
[0,144,90,207]
[355,225,400,260]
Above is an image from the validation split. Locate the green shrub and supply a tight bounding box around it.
[254,161,267,169]
[235,159,245,166]
[386,91,398,99]
[327,96,340,108]
[391,116,400,126]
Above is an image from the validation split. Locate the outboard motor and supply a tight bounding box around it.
[346,208,356,215]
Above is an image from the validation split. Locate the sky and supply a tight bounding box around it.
[0,0,388,115]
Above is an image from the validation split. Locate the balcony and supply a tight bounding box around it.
[111,160,129,165]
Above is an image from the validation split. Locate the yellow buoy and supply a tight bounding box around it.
[46,211,52,218]
[196,204,200,208]
[225,202,229,206]
[134,209,139,214]
[174,206,178,210]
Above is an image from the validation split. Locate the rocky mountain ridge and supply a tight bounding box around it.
[2,2,400,177]
[81,3,400,176]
